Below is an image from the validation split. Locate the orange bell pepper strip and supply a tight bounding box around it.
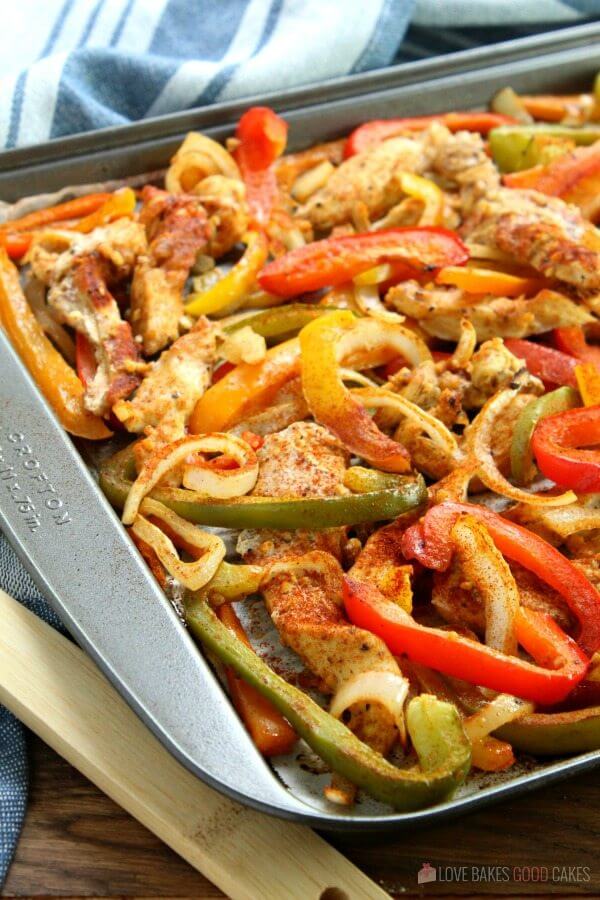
[343,577,588,705]
[234,106,288,227]
[436,265,544,297]
[299,311,413,473]
[401,500,600,656]
[218,604,297,757]
[344,112,516,157]
[554,325,600,369]
[575,363,600,406]
[0,192,112,235]
[520,94,594,123]
[72,187,136,232]
[189,338,300,433]
[0,248,111,439]
[504,144,600,222]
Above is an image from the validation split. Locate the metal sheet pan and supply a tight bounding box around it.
[2,24,600,831]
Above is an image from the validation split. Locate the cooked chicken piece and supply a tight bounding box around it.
[349,520,414,611]
[231,378,309,437]
[192,175,249,259]
[48,253,142,415]
[566,529,600,559]
[432,557,573,634]
[298,136,428,232]
[113,317,216,454]
[27,218,147,286]
[238,422,401,757]
[387,281,591,342]
[463,338,543,408]
[427,124,501,216]
[131,186,209,356]
[464,188,600,291]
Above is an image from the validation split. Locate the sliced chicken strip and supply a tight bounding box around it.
[113,316,217,467]
[298,136,429,232]
[131,186,209,356]
[48,252,142,416]
[238,422,401,757]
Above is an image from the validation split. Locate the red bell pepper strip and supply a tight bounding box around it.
[504,338,578,388]
[258,227,469,297]
[75,332,97,388]
[401,500,600,656]
[2,233,33,260]
[553,326,600,370]
[344,112,516,158]
[343,577,588,705]
[531,405,600,495]
[234,106,288,227]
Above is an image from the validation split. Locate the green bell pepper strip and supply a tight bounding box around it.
[185,597,471,809]
[100,445,427,531]
[497,706,600,755]
[510,387,579,485]
[222,304,341,343]
[489,124,600,172]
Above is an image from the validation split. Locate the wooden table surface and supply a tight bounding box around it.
[1,735,598,898]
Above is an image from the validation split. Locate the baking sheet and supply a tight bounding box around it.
[2,24,600,830]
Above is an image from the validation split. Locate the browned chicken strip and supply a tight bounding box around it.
[113,316,217,467]
[238,422,402,758]
[131,186,209,355]
[48,252,142,416]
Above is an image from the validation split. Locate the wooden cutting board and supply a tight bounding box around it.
[0,588,389,900]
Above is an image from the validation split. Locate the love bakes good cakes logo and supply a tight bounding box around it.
[417,863,591,886]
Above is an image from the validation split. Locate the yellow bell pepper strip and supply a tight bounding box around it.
[575,363,600,406]
[72,187,137,232]
[300,311,432,472]
[258,227,469,298]
[510,386,579,485]
[0,248,111,440]
[185,598,471,810]
[399,173,444,226]
[435,265,544,297]
[185,230,268,317]
[189,337,301,433]
[100,444,427,530]
[489,124,600,172]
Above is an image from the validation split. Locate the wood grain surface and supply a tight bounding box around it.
[2,735,599,899]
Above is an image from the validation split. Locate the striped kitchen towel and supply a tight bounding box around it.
[2,0,598,150]
[1,0,599,888]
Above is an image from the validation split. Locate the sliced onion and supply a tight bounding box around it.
[132,498,225,590]
[517,504,600,539]
[464,694,533,742]
[353,283,405,324]
[122,433,257,524]
[339,367,379,388]
[469,389,577,507]
[166,132,240,193]
[291,160,334,202]
[340,317,432,371]
[182,433,259,499]
[330,670,410,744]
[352,386,459,457]
[451,514,519,655]
[464,242,515,263]
[450,318,477,369]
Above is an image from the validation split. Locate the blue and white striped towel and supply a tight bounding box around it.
[1,0,599,887]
